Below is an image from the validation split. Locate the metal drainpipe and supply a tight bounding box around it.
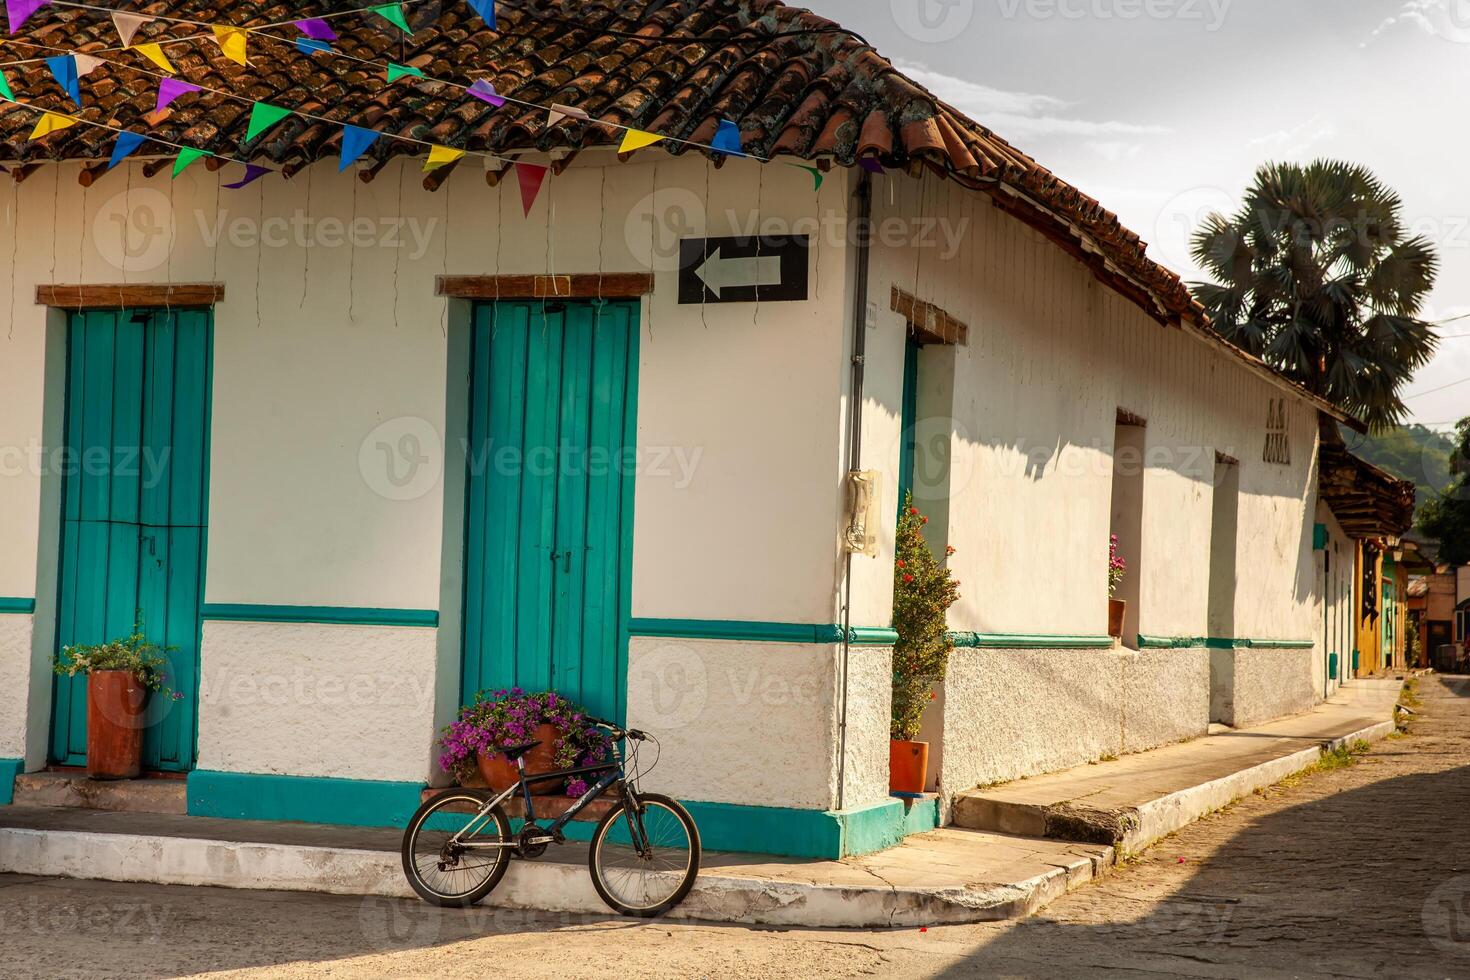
[836,171,874,813]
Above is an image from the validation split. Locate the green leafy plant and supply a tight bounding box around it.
[892,497,961,741]
[51,627,183,702]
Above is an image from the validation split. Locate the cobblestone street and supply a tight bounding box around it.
[2,675,1466,979]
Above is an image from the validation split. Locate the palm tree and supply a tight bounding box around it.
[1190,160,1439,430]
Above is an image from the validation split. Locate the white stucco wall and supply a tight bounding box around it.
[0,614,34,759]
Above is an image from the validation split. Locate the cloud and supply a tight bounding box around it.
[1244,115,1337,159]
[1363,0,1465,46]
[890,59,1169,142]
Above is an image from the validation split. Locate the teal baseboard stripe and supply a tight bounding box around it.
[679,797,938,859]
[1139,635,1316,650]
[0,598,36,615]
[186,770,427,828]
[0,758,22,805]
[628,619,896,646]
[201,604,439,629]
[950,632,1115,650]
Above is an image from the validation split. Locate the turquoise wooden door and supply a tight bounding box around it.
[462,300,638,722]
[51,308,212,772]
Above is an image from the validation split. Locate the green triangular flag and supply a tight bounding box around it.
[172,147,211,177]
[246,102,293,142]
[370,3,411,32]
[791,164,823,191]
[0,69,12,102]
[386,62,423,83]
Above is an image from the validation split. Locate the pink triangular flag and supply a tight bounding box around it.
[111,11,151,46]
[515,162,547,216]
[546,102,587,128]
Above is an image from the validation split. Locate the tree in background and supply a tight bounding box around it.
[1419,418,1470,566]
[1191,160,1439,430]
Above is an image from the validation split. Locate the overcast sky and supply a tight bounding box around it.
[803,0,1470,432]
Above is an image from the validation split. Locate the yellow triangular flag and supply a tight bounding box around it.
[212,25,248,66]
[618,129,664,154]
[133,42,175,74]
[29,111,78,140]
[423,145,465,171]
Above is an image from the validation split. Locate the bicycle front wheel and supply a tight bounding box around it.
[588,792,701,917]
[401,791,512,907]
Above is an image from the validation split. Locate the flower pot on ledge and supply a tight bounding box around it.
[889,739,929,796]
[86,669,147,780]
[475,722,564,796]
[1108,598,1127,639]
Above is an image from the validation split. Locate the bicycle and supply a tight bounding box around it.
[401,718,701,918]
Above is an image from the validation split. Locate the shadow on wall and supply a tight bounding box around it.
[935,759,1470,977]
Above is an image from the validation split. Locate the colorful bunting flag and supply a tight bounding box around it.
[387,62,423,83]
[74,53,105,77]
[792,164,823,190]
[107,131,146,170]
[28,111,76,140]
[424,145,465,171]
[172,147,210,177]
[212,25,248,65]
[111,11,151,46]
[224,163,271,189]
[133,42,175,74]
[295,38,332,55]
[467,0,496,29]
[370,3,411,33]
[45,55,79,105]
[712,119,743,156]
[245,102,292,142]
[546,103,588,128]
[0,67,12,102]
[156,77,200,112]
[6,0,47,35]
[618,129,663,154]
[339,125,380,171]
[294,18,336,41]
[515,161,547,216]
[467,79,505,107]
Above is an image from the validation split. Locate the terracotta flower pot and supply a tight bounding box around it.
[889,739,929,796]
[476,722,564,796]
[1108,598,1127,639]
[86,669,147,780]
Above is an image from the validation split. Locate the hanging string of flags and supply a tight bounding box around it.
[0,0,856,206]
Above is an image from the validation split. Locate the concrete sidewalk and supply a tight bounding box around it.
[0,679,1404,928]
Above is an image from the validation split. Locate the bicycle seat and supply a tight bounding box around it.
[498,740,542,761]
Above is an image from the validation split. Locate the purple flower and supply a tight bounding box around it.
[566,779,588,798]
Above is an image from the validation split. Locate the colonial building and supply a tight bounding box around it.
[0,0,1404,855]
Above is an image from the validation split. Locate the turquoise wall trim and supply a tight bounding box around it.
[0,758,22,805]
[628,619,897,646]
[186,770,934,858]
[1138,634,1316,650]
[950,631,1115,650]
[186,770,427,828]
[201,605,440,629]
[0,598,36,614]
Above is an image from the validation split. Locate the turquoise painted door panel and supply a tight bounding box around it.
[897,336,920,516]
[51,309,211,772]
[463,301,637,722]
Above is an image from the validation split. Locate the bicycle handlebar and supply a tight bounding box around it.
[589,717,647,741]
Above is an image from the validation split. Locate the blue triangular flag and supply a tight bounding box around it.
[46,54,80,106]
[224,163,271,189]
[339,124,380,171]
[712,118,743,157]
[107,131,146,170]
[467,0,495,29]
[295,37,332,55]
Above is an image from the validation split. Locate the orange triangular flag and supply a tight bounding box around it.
[618,129,663,154]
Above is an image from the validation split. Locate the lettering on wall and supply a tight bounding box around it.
[1263,398,1291,465]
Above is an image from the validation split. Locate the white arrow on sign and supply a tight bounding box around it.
[693,246,783,299]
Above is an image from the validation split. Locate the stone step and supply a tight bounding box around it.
[12,770,187,816]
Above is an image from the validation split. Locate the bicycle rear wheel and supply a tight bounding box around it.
[401,791,512,907]
[588,793,701,917]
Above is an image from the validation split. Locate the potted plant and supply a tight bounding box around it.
[1108,535,1128,639]
[52,628,183,780]
[438,689,611,797]
[890,498,961,796]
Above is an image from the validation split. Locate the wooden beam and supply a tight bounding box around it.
[436,273,654,300]
[37,283,225,309]
[891,286,968,345]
